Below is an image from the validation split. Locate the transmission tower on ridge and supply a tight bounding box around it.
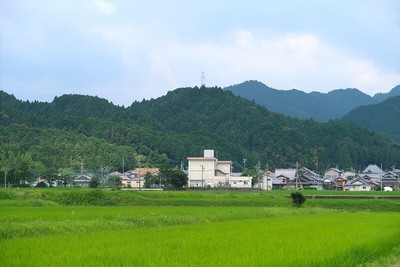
[201,72,206,87]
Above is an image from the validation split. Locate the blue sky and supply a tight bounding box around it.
[1,0,399,106]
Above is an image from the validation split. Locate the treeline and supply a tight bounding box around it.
[1,87,400,184]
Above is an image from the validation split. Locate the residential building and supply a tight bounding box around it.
[73,175,92,187]
[324,168,342,178]
[109,171,146,189]
[345,178,377,191]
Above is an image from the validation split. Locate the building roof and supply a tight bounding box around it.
[74,175,91,182]
[275,169,296,180]
[324,168,342,174]
[187,157,217,161]
[346,178,378,186]
[362,164,384,174]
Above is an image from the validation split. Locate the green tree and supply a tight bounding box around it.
[0,158,11,188]
[243,169,258,187]
[58,167,75,187]
[158,165,187,189]
[89,177,100,188]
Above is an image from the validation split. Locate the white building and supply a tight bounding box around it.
[187,150,252,188]
[260,172,274,190]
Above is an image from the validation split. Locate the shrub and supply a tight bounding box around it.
[290,192,306,207]
[35,181,48,188]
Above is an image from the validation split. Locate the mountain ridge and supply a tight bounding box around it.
[225,81,400,121]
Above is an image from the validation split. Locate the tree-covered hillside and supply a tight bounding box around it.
[225,81,400,121]
[127,87,400,170]
[1,88,400,185]
[342,96,400,143]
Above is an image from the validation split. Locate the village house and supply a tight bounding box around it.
[380,172,399,190]
[260,171,274,190]
[345,178,378,191]
[109,171,147,189]
[187,150,252,188]
[73,175,92,187]
[324,168,343,178]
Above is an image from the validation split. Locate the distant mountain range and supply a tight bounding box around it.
[225,81,400,122]
[342,96,400,143]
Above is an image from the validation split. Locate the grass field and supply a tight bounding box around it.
[1,188,400,266]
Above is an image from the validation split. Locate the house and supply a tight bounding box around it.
[260,172,274,190]
[187,150,252,188]
[109,171,146,189]
[336,177,348,191]
[275,169,297,180]
[73,175,92,187]
[299,167,319,177]
[345,178,377,191]
[362,164,385,175]
[134,168,159,177]
[286,174,322,190]
[358,164,384,182]
[380,172,399,190]
[324,168,342,178]
[271,168,321,190]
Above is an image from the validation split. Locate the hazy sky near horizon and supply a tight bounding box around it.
[1,0,399,106]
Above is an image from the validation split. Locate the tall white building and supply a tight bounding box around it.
[187,150,252,188]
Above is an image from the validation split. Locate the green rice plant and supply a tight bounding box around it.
[1,212,399,266]
[0,205,333,239]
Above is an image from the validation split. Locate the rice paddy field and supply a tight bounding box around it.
[1,189,400,266]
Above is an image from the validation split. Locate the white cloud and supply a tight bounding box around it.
[168,30,400,94]
[93,26,400,102]
[90,0,116,15]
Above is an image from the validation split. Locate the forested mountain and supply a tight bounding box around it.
[1,88,400,185]
[225,81,400,121]
[342,96,400,143]
[373,85,400,103]
[0,92,169,184]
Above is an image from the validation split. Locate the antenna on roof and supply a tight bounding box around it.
[201,72,206,87]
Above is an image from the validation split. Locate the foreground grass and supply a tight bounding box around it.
[1,211,399,266]
[1,189,400,266]
[1,188,400,211]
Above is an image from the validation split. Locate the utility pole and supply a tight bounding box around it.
[295,161,303,190]
[265,163,269,190]
[200,165,205,187]
[243,158,247,174]
[138,159,141,191]
[256,161,261,190]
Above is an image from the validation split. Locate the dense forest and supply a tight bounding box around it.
[342,95,400,143]
[1,87,400,184]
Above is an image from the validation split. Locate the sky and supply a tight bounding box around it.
[1,0,399,106]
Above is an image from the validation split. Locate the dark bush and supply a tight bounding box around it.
[290,192,306,207]
[35,181,48,188]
